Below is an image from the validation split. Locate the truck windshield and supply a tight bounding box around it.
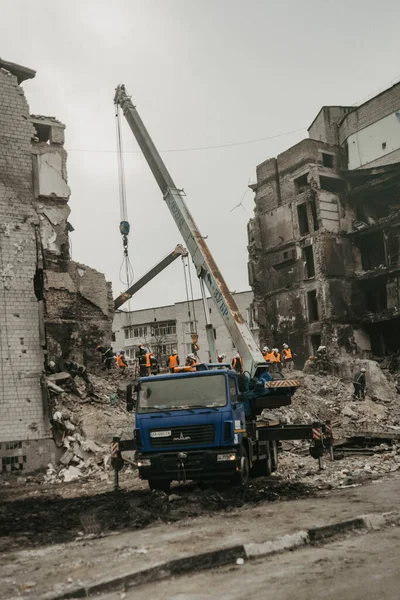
[137,375,227,413]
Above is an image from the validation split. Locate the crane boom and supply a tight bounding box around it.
[114,85,265,375]
[114,244,188,310]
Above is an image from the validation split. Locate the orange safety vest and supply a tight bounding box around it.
[117,354,126,367]
[186,358,198,367]
[283,348,293,359]
[232,357,242,370]
[169,354,179,368]
[264,352,274,362]
[270,352,280,363]
[145,353,152,368]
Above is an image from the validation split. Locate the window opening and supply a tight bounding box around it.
[303,245,315,279]
[294,173,309,194]
[310,334,321,355]
[319,176,345,193]
[365,282,387,313]
[357,231,386,271]
[309,198,319,231]
[322,153,334,168]
[307,290,319,322]
[297,203,309,235]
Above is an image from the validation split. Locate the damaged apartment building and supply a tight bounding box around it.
[248,82,400,365]
[0,58,113,472]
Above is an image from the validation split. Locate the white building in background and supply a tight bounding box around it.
[112,290,259,367]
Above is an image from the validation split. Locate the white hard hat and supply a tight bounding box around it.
[172,349,177,354]
[48,361,55,368]
[263,346,269,352]
[283,344,288,349]
[361,367,366,372]
[188,353,195,359]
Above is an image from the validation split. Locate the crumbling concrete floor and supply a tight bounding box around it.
[1,474,400,600]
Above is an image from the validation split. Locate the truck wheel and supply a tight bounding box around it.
[251,445,272,477]
[148,479,171,493]
[271,441,278,472]
[232,446,249,485]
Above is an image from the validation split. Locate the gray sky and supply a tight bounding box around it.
[1,0,400,311]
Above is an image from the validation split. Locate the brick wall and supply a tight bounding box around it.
[0,68,47,444]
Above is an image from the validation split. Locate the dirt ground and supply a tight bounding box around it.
[0,471,314,552]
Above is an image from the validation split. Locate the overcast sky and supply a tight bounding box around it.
[1,0,400,311]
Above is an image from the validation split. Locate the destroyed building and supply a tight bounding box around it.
[248,82,400,365]
[0,58,113,472]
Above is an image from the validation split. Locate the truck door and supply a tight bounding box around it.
[229,376,245,444]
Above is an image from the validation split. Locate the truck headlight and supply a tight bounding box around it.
[217,453,236,462]
[137,458,151,467]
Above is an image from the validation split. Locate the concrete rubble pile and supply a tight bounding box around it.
[278,442,400,489]
[45,371,134,485]
[270,358,400,441]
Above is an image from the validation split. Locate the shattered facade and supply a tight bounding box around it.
[248,83,400,365]
[0,58,113,472]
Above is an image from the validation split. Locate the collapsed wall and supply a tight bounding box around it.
[0,58,113,473]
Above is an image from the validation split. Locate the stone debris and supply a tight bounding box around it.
[268,359,400,441]
[41,370,135,485]
[277,443,400,490]
[61,466,81,483]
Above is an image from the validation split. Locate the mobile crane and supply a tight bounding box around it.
[111,85,332,491]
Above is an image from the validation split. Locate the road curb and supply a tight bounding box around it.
[47,511,400,599]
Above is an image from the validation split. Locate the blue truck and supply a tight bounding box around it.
[114,363,330,492]
[111,86,332,491]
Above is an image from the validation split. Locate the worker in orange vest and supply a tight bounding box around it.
[282,343,294,371]
[168,349,180,373]
[117,350,128,374]
[186,353,198,367]
[270,348,281,373]
[263,346,271,361]
[231,352,243,373]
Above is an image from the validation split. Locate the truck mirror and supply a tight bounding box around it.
[126,384,134,412]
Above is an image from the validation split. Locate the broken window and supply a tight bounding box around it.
[364,281,387,313]
[322,153,334,168]
[319,176,345,194]
[366,320,400,356]
[303,245,315,279]
[309,198,319,231]
[310,334,321,355]
[33,122,51,143]
[307,290,319,322]
[297,203,309,235]
[294,173,309,195]
[357,231,386,271]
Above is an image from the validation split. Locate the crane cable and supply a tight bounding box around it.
[115,102,134,290]
[182,255,199,354]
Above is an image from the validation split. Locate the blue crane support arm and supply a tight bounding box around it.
[114,85,266,376]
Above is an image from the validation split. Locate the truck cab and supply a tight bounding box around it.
[134,367,248,491]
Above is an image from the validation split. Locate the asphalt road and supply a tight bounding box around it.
[103,526,400,600]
